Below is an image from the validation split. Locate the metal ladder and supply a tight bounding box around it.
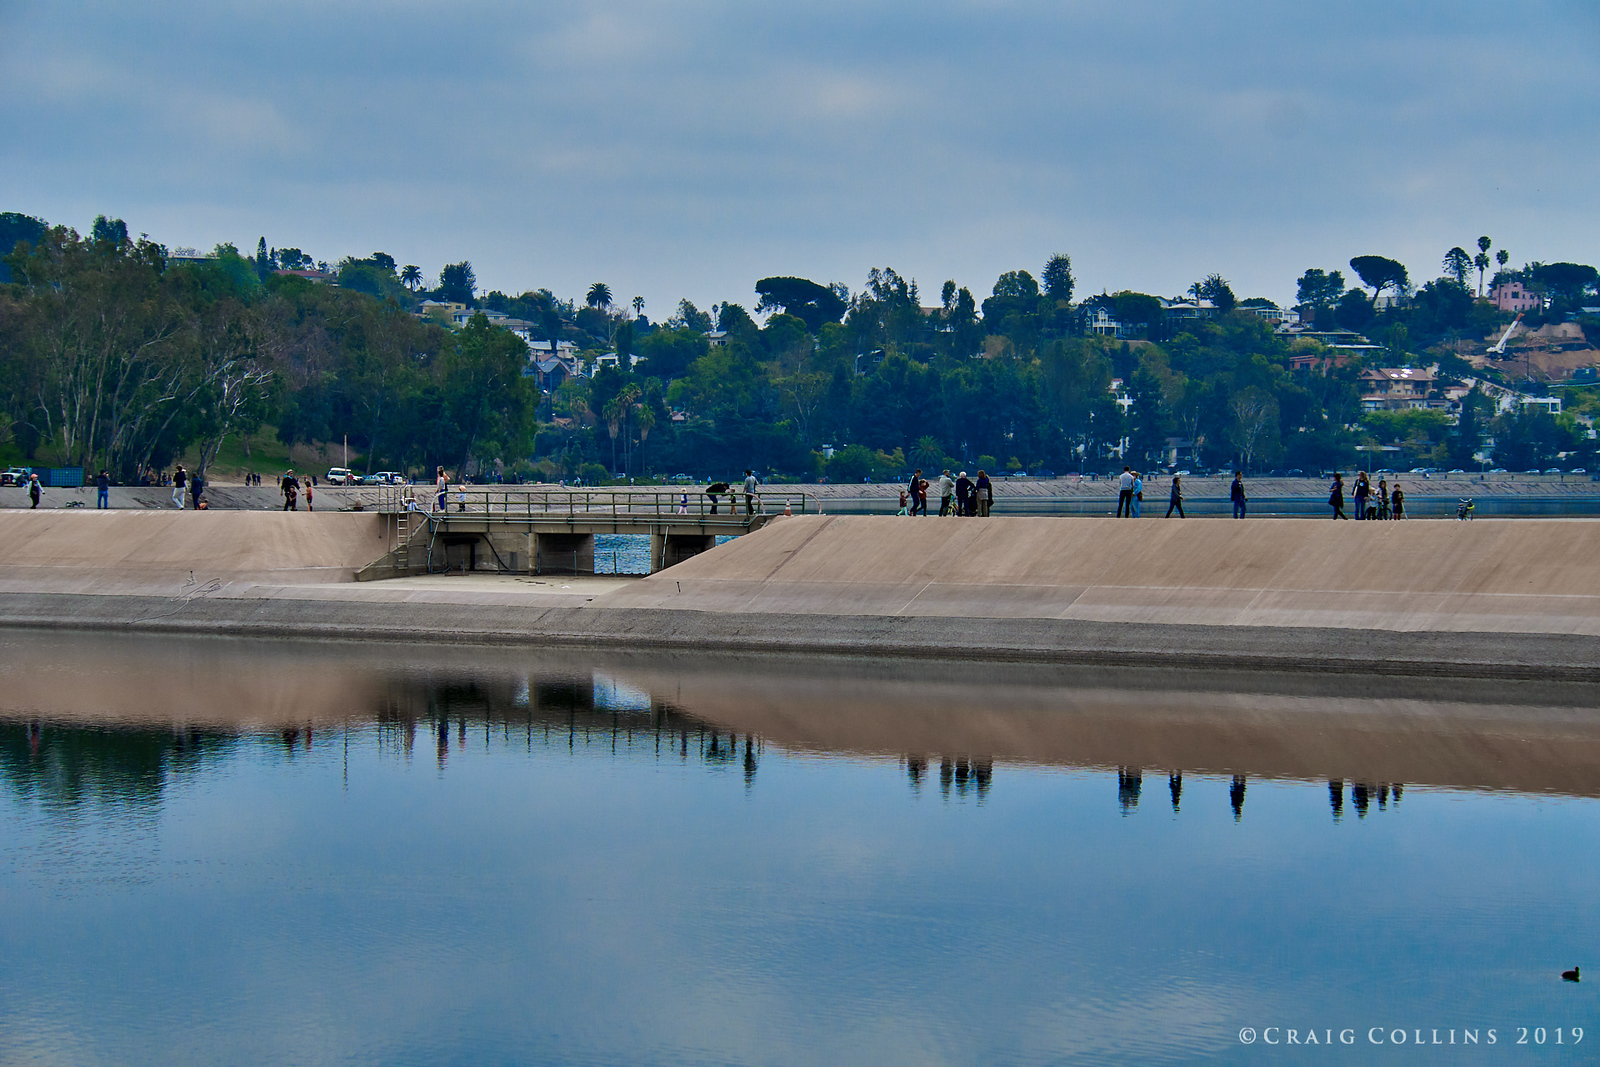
[391,507,412,573]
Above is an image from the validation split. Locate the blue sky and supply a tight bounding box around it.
[3,1,1596,314]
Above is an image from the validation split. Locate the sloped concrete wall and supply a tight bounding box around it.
[0,510,391,588]
[604,515,1600,635]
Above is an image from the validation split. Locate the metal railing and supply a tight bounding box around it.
[375,485,821,522]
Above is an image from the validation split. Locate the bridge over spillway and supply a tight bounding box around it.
[357,486,819,579]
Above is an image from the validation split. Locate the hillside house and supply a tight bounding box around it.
[1488,281,1543,313]
[1359,367,1440,411]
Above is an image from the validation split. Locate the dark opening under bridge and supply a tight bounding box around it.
[357,486,819,579]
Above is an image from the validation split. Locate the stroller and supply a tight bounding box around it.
[1456,498,1475,521]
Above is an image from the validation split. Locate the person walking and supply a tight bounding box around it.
[1376,478,1390,520]
[1353,472,1370,521]
[1166,474,1185,518]
[908,469,924,516]
[936,470,954,516]
[743,469,758,516]
[27,472,41,509]
[1116,466,1134,517]
[1230,471,1247,518]
[95,469,110,509]
[1131,471,1144,517]
[1391,482,1406,520]
[171,464,187,509]
[304,478,314,512]
[975,470,992,516]
[281,469,300,511]
[189,468,205,510]
[955,471,972,516]
[1328,473,1347,519]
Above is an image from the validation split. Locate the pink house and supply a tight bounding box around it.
[1488,281,1542,313]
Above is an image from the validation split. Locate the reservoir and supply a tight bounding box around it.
[2,631,1596,1065]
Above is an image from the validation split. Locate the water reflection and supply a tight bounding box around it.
[3,631,1600,1066]
[2,630,1600,809]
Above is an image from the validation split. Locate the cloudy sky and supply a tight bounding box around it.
[4,1,1596,313]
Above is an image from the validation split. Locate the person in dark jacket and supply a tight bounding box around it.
[189,470,205,510]
[1230,471,1247,518]
[974,470,992,516]
[1329,473,1348,519]
[96,470,110,509]
[705,481,729,515]
[28,473,41,509]
[955,472,973,516]
[1166,475,1185,518]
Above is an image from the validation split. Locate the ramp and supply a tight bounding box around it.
[602,515,1600,635]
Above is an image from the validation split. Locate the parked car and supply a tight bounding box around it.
[1570,468,1587,474]
[1489,468,1508,473]
[373,471,404,485]
[1,467,31,487]
[326,467,355,485]
[1448,468,1465,474]
[358,473,383,486]
[1544,467,1563,474]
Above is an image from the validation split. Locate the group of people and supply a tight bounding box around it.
[1328,472,1405,520]
[703,471,761,516]
[1115,467,1245,519]
[168,464,207,509]
[899,469,993,517]
[279,469,314,511]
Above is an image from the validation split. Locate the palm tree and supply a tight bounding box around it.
[910,435,943,471]
[1476,236,1492,296]
[632,295,644,317]
[602,394,624,474]
[587,282,612,311]
[401,264,422,290]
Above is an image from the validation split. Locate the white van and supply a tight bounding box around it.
[326,467,355,485]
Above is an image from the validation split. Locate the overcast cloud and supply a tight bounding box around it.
[3,0,1596,312]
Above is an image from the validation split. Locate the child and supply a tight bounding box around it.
[678,492,689,515]
[897,489,909,516]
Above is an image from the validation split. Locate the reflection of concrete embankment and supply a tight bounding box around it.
[2,511,1600,677]
[3,633,1600,798]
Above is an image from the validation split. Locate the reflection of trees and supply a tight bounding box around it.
[0,721,233,811]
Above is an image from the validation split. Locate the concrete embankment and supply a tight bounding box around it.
[0,509,391,588]
[1,511,1598,677]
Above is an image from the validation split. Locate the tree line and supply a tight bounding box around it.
[2,210,1596,482]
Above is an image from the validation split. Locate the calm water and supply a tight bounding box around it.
[2,633,1599,1065]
